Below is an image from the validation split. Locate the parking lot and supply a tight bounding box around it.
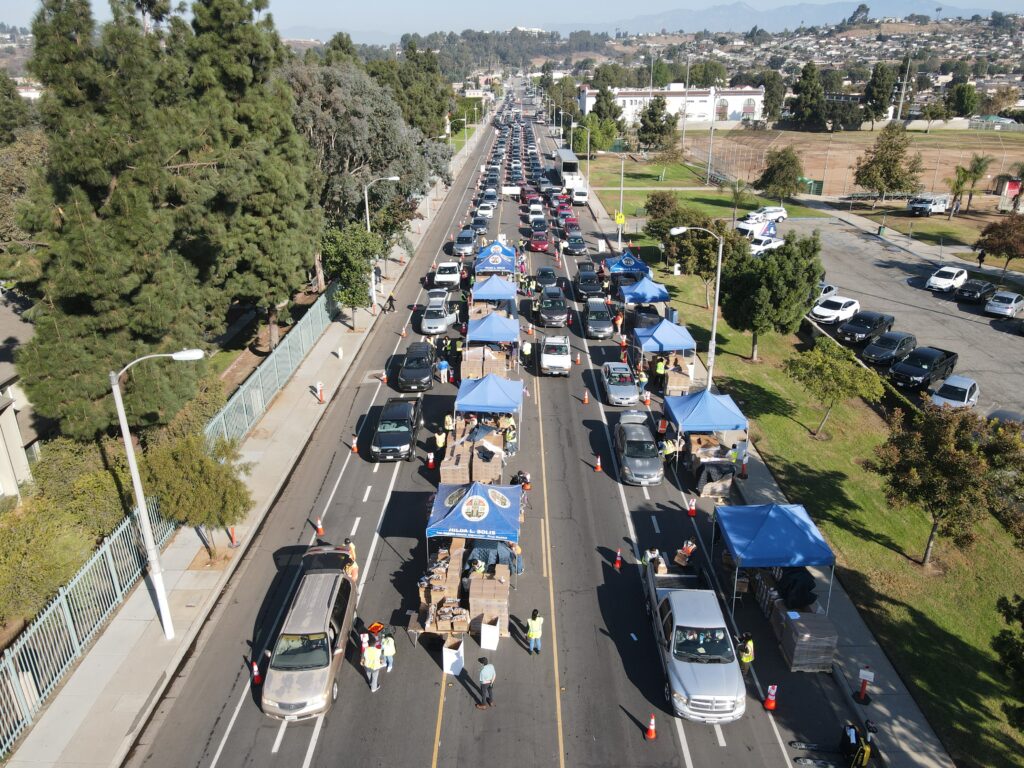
[785,217,1024,419]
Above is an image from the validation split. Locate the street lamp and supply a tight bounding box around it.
[363,175,401,293]
[110,348,205,640]
[670,226,724,392]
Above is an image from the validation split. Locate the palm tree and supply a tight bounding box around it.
[946,166,969,220]
[964,153,994,212]
[728,179,754,225]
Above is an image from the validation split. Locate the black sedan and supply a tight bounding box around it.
[471,216,489,235]
[835,311,895,345]
[564,235,588,256]
[534,267,558,290]
[530,219,548,234]
[861,331,917,366]
[394,342,435,392]
[954,279,997,304]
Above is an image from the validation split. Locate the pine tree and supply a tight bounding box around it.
[592,85,623,128]
[0,69,30,145]
[791,61,826,131]
[853,123,923,206]
[636,95,677,151]
[863,62,896,130]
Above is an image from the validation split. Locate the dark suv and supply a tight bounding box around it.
[394,342,435,392]
[370,397,423,461]
[836,311,895,345]
[537,286,569,327]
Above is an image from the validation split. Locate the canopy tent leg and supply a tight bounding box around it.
[731,567,738,618]
[825,564,834,615]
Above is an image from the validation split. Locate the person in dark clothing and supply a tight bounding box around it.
[385,291,397,313]
[977,249,986,269]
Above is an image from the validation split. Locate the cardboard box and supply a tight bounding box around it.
[435,617,452,633]
[480,617,500,650]
[442,636,464,676]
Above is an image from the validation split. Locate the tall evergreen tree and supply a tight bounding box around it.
[0,70,30,145]
[591,85,623,128]
[636,95,677,151]
[853,123,923,205]
[790,61,826,131]
[863,62,896,130]
[366,42,452,138]
[759,70,785,122]
[754,146,804,203]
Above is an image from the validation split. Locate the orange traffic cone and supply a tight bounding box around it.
[764,684,778,711]
[315,517,325,537]
[401,326,407,337]
[645,713,657,740]
[594,455,602,472]
[381,371,388,384]
[614,548,622,571]
[251,659,262,686]
[575,352,581,365]
[688,498,697,517]
[740,457,749,480]
[352,434,359,453]
[643,389,651,406]
[583,389,590,405]
[427,451,436,470]
[526,323,534,335]
[657,418,668,436]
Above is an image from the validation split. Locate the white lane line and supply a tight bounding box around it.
[651,515,660,534]
[674,718,695,768]
[642,487,650,500]
[373,462,380,474]
[350,517,361,537]
[207,681,249,768]
[358,461,401,597]
[271,720,287,754]
[362,486,372,503]
[299,714,324,768]
[629,632,638,642]
[714,723,727,747]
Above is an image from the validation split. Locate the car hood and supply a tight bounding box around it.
[669,656,745,701]
[890,360,926,377]
[623,456,661,476]
[374,430,412,449]
[399,362,432,379]
[607,383,638,400]
[861,344,896,362]
[263,664,331,707]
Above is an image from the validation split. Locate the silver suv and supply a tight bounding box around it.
[262,545,356,720]
[453,229,476,257]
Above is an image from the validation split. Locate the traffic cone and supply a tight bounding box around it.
[381,370,388,384]
[567,313,572,326]
[526,323,534,335]
[645,713,657,740]
[740,457,749,480]
[575,352,581,365]
[643,390,651,406]
[687,498,697,517]
[315,517,325,537]
[583,389,590,405]
[657,418,668,436]
[764,684,778,711]
[594,455,602,472]
[352,434,359,453]
[228,526,239,548]
[251,659,262,686]
[401,326,407,337]
[427,451,436,470]
[448,368,456,384]
[614,548,622,571]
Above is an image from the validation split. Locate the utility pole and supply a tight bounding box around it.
[681,54,692,159]
[895,52,912,121]
[706,121,716,185]
[618,155,625,250]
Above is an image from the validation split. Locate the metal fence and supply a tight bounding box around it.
[969,119,1024,133]
[0,284,340,758]
[0,500,173,756]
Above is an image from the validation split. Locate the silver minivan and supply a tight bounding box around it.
[261,545,356,720]
[584,298,614,339]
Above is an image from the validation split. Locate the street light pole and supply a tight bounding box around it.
[681,54,692,159]
[670,226,723,391]
[706,120,716,185]
[618,154,625,251]
[110,349,205,641]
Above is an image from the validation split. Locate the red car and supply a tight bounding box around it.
[565,221,582,235]
[563,216,579,230]
[522,191,540,204]
[555,194,571,207]
[529,232,551,252]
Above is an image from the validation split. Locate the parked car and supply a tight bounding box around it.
[954,279,997,304]
[889,347,958,390]
[836,311,895,345]
[930,375,979,409]
[370,397,424,461]
[433,261,461,288]
[394,341,435,392]
[749,236,785,256]
[984,291,1024,318]
[743,206,788,222]
[420,290,458,335]
[810,296,861,325]
[453,229,476,258]
[534,266,558,290]
[584,298,614,338]
[576,271,603,300]
[539,335,572,376]
[925,266,968,293]
[861,331,917,366]
[815,282,839,304]
[613,411,663,486]
[600,362,640,406]
[537,286,569,326]
[471,216,489,235]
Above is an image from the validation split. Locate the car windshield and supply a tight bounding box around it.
[935,269,957,279]
[819,299,844,311]
[438,266,458,275]
[672,626,734,663]
[541,298,566,310]
[589,309,611,321]
[473,218,486,226]
[992,295,1015,304]
[580,276,600,286]
[936,384,967,401]
[544,343,569,355]
[906,354,930,370]
[424,309,447,320]
[607,370,634,386]
[538,270,555,279]
[405,355,429,367]
[378,419,411,433]
[625,439,658,459]
[269,633,330,671]
[569,238,584,247]
[847,316,873,329]
[456,236,473,246]
[873,336,900,350]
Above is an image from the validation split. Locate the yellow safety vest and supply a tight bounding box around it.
[435,432,447,449]
[506,426,517,443]
[363,646,384,669]
[347,542,358,562]
[655,361,666,375]
[740,640,754,664]
[381,637,396,658]
[662,442,676,458]
[527,617,544,639]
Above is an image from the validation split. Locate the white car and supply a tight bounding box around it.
[539,335,572,376]
[810,296,861,325]
[984,291,1024,318]
[816,282,839,304]
[433,261,461,289]
[476,202,495,219]
[925,266,968,293]
[421,291,458,335]
[743,206,788,223]
[750,236,785,256]
[930,375,979,409]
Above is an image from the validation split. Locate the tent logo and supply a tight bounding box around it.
[444,486,469,507]
[622,257,635,266]
[487,254,503,265]
[461,495,490,522]
[486,488,511,509]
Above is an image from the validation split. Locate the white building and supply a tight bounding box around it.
[578,83,765,124]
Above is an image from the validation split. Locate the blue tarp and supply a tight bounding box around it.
[665,389,748,432]
[475,242,516,274]
[466,312,519,343]
[455,374,523,414]
[427,482,523,543]
[605,251,651,275]
[472,275,517,301]
[620,276,670,303]
[714,504,835,568]
[633,319,696,353]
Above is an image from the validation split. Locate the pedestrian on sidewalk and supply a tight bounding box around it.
[385,291,397,313]
[526,609,544,655]
[381,633,396,673]
[977,249,986,269]
[362,638,385,692]
[476,658,496,709]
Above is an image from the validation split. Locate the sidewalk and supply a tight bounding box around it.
[5,122,489,768]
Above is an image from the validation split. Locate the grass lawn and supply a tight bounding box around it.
[597,188,829,220]
[587,154,706,189]
[640,251,1024,768]
[451,125,477,155]
[853,206,985,248]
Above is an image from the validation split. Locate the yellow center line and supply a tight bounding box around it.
[429,668,447,768]
[534,372,567,768]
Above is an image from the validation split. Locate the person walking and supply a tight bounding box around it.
[526,609,544,655]
[362,638,385,692]
[435,428,447,459]
[521,338,533,370]
[381,633,396,673]
[344,537,358,564]
[476,658,496,709]
[737,633,754,676]
[654,356,667,393]
[385,291,397,313]
[977,249,986,269]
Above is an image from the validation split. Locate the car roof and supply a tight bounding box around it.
[909,346,943,357]
[605,362,631,373]
[960,278,989,287]
[542,286,562,297]
[437,261,458,268]
[822,295,855,304]
[942,375,976,388]
[992,290,1022,299]
[382,399,416,418]
[457,229,474,238]
[543,335,568,344]
[666,590,725,625]
[280,571,341,635]
[849,310,887,320]
[874,330,913,342]
[406,341,432,355]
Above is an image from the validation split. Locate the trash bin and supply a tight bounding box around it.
[877,225,886,236]
[667,308,679,324]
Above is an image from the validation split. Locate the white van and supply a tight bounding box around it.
[572,188,589,206]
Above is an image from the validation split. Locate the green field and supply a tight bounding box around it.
[597,188,829,220]
[854,206,986,248]
[634,246,1024,768]
[451,124,477,155]
[586,154,706,189]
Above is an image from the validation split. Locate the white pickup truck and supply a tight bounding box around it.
[644,556,746,724]
[907,194,950,216]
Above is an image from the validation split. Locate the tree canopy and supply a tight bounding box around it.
[853,123,923,204]
[863,63,896,129]
[975,216,1024,278]
[790,62,826,131]
[754,146,804,203]
[636,95,677,151]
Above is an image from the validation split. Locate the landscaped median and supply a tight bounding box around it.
[636,245,1024,768]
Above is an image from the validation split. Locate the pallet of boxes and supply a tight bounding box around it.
[413,537,472,636]
[753,568,838,672]
[439,417,504,485]
[460,345,510,381]
[469,563,511,648]
[684,434,734,498]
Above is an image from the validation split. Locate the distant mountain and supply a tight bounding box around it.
[550,0,996,35]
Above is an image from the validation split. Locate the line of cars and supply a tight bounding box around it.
[924,265,1024,329]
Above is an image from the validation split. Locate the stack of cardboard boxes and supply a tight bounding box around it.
[415,538,471,634]
[468,564,511,638]
[460,346,510,380]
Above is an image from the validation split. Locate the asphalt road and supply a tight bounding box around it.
[785,217,1024,419]
[125,93,852,768]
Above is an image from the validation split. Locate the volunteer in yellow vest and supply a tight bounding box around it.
[443,413,454,433]
[738,632,754,675]
[381,633,396,673]
[526,609,544,655]
[655,357,667,392]
[661,439,677,464]
[362,638,385,692]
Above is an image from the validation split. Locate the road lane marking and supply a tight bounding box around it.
[674,719,695,768]
[357,461,401,597]
[373,462,380,473]
[271,720,287,754]
[350,517,361,537]
[299,714,323,768]
[651,515,660,534]
[630,633,638,641]
[362,486,372,503]
[540,514,548,578]
[429,670,447,768]
[207,680,249,768]
[714,723,727,747]
[642,487,650,500]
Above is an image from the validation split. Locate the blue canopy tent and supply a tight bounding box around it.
[474,242,516,274]
[619,275,670,303]
[466,312,520,344]
[713,503,836,612]
[664,390,748,432]
[633,319,696,354]
[472,275,517,301]
[454,374,523,415]
[605,251,651,275]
